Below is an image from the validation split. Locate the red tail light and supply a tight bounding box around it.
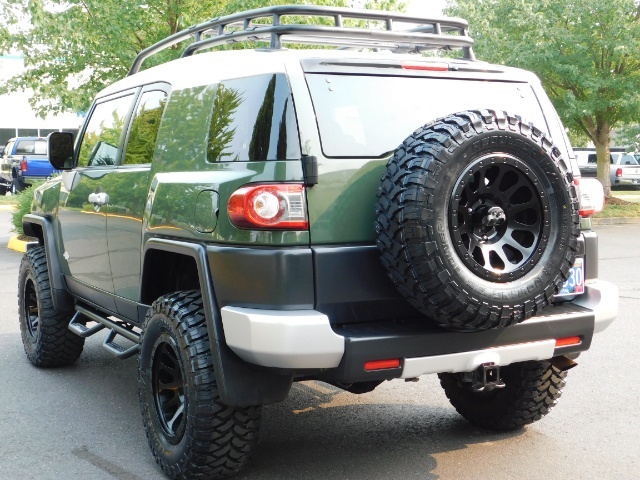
[228,184,308,230]
[616,168,623,178]
[21,156,27,173]
[575,178,604,217]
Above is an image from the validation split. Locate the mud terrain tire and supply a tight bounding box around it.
[18,246,84,367]
[375,110,580,331]
[438,360,567,430]
[138,291,262,480]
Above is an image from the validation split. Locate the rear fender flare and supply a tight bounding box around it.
[142,238,293,407]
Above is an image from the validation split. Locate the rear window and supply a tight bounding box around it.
[15,139,47,155]
[588,153,623,164]
[306,74,549,158]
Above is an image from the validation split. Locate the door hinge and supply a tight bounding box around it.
[302,155,318,186]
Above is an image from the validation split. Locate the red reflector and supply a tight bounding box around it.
[364,359,401,371]
[579,207,596,217]
[401,61,448,72]
[555,336,581,347]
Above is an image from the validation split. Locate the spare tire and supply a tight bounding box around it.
[375,110,580,331]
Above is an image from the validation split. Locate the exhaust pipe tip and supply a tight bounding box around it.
[549,355,578,372]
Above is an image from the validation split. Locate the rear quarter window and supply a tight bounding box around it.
[207,73,300,162]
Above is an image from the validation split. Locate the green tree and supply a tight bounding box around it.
[207,84,243,162]
[618,124,640,152]
[446,0,640,196]
[0,0,404,118]
[125,97,167,165]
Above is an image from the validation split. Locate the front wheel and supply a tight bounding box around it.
[438,360,567,430]
[138,291,262,480]
[18,246,84,367]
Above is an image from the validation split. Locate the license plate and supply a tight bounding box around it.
[558,257,584,297]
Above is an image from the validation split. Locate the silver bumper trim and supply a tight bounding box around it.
[400,340,556,378]
[221,306,344,368]
[573,280,618,334]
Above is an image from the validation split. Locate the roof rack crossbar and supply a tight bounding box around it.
[181,25,474,58]
[128,5,475,76]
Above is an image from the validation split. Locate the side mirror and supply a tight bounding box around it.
[48,132,76,170]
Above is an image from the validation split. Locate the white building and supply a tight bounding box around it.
[0,55,83,147]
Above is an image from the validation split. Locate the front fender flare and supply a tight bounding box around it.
[22,213,74,312]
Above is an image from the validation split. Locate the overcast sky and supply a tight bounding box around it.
[406,0,446,16]
[0,0,447,131]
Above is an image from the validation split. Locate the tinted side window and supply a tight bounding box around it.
[124,90,168,165]
[78,94,134,167]
[207,74,300,162]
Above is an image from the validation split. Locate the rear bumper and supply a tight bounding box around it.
[221,279,617,383]
[572,279,618,333]
[613,177,640,186]
[18,174,53,184]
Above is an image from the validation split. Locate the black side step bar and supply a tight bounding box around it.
[68,305,140,359]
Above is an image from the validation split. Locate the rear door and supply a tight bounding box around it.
[301,63,550,245]
[106,85,170,319]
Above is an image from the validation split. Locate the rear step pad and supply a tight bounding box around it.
[69,306,140,359]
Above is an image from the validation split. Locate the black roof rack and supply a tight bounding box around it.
[128,5,475,76]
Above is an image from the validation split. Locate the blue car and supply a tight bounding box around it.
[0,137,58,194]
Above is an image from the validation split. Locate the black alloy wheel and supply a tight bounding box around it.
[23,277,40,339]
[449,153,550,282]
[151,336,186,442]
[138,291,262,479]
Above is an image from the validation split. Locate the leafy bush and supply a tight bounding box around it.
[11,186,36,237]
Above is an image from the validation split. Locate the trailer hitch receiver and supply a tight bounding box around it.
[461,362,506,392]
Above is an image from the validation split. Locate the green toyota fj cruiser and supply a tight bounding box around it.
[18,6,618,480]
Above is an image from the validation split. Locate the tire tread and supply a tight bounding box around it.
[18,246,84,367]
[438,360,567,430]
[139,291,261,480]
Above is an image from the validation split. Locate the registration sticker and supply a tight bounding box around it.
[558,257,584,297]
